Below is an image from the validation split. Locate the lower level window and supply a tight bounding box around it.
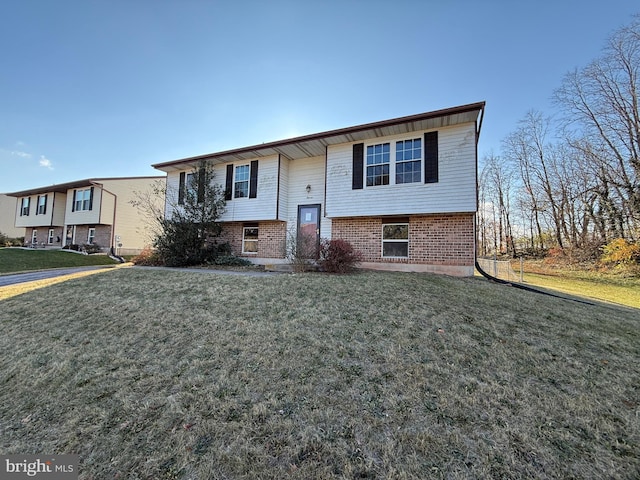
[88,227,96,244]
[48,229,55,244]
[382,224,408,257]
[242,227,258,253]
[31,229,38,244]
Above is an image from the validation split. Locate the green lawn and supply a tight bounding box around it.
[0,248,118,274]
[1,269,638,479]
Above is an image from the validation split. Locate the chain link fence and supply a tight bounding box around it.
[477,257,523,282]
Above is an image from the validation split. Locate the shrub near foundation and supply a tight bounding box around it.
[318,238,363,273]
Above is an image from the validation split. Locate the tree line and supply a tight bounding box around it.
[479,16,640,260]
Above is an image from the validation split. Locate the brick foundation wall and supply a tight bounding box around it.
[25,227,64,246]
[220,221,287,259]
[332,214,475,268]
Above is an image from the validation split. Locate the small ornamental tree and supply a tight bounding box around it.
[131,160,227,267]
[318,238,363,273]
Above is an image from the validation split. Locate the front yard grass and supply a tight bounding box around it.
[0,269,638,479]
[0,248,118,274]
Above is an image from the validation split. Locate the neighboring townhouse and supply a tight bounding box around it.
[0,194,23,238]
[6,176,165,255]
[153,102,485,276]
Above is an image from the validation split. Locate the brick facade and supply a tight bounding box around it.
[220,221,287,259]
[332,213,475,274]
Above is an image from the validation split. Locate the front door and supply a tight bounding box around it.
[297,204,321,258]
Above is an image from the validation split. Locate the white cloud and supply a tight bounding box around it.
[39,155,54,170]
[11,150,32,158]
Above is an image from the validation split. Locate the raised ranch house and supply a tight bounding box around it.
[153,102,485,276]
[6,176,164,255]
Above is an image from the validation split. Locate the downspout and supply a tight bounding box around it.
[470,104,593,305]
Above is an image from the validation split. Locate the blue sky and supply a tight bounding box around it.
[0,0,637,193]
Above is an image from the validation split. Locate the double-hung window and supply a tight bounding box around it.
[366,143,390,186]
[395,138,422,184]
[242,227,258,254]
[48,229,55,244]
[74,189,91,211]
[37,195,47,215]
[88,227,96,244]
[31,229,38,245]
[382,223,409,258]
[21,197,30,216]
[234,165,250,198]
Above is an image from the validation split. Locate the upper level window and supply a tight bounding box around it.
[396,138,422,184]
[74,189,91,211]
[37,195,47,215]
[234,165,249,198]
[20,197,30,216]
[366,143,390,186]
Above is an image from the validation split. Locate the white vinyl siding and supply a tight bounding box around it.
[325,123,477,218]
[284,155,331,240]
[219,155,279,222]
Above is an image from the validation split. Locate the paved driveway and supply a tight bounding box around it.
[0,267,107,287]
[0,265,280,288]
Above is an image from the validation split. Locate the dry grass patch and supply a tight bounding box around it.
[0,269,638,479]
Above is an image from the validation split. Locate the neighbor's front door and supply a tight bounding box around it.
[297,204,321,258]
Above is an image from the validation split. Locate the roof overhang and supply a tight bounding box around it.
[153,101,485,173]
[5,176,164,197]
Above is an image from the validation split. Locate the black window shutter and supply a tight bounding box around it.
[43,194,47,215]
[352,143,364,190]
[178,172,186,205]
[249,160,258,199]
[197,168,205,203]
[27,197,30,216]
[424,131,438,184]
[35,196,40,215]
[89,186,94,211]
[225,164,233,201]
[72,190,77,212]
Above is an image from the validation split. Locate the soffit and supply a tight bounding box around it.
[153,102,485,173]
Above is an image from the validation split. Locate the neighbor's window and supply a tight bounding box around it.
[366,143,390,186]
[242,227,258,254]
[235,165,249,198]
[21,197,30,216]
[395,138,422,184]
[48,228,55,244]
[88,227,96,244]
[37,195,47,215]
[74,189,91,211]
[382,223,409,258]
